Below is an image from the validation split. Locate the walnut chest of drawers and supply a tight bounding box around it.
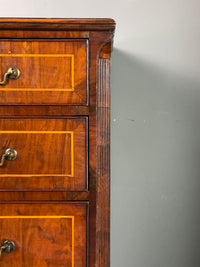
[0,18,115,267]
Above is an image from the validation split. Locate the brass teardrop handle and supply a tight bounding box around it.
[0,148,18,167]
[0,240,15,257]
[0,67,20,85]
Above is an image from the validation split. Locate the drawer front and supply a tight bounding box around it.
[0,117,88,191]
[0,39,88,105]
[0,203,87,267]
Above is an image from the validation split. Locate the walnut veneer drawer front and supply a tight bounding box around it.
[0,117,88,191]
[0,39,88,105]
[0,203,87,267]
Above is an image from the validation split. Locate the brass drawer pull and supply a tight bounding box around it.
[0,148,17,166]
[0,67,20,85]
[0,240,15,257]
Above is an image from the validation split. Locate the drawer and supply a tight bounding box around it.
[0,202,87,267]
[0,39,88,105]
[0,117,88,191]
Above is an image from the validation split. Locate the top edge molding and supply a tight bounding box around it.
[0,18,116,31]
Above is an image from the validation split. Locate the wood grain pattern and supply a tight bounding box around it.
[86,31,113,267]
[0,191,89,201]
[0,30,89,39]
[0,117,88,191]
[0,18,116,31]
[0,106,90,117]
[0,19,115,267]
[0,40,88,105]
[0,202,88,267]
[96,57,111,267]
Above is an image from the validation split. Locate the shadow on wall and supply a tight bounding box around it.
[111,48,200,267]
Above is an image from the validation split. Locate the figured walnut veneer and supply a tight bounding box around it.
[0,18,115,267]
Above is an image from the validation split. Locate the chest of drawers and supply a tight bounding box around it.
[0,18,115,267]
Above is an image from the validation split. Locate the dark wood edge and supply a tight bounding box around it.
[0,106,90,116]
[0,18,116,31]
[0,200,89,204]
[97,39,112,267]
[0,191,89,201]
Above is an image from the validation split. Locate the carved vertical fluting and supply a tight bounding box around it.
[96,57,111,267]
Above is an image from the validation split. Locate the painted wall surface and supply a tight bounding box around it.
[1,1,200,266]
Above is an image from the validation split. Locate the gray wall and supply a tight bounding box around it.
[1,1,200,266]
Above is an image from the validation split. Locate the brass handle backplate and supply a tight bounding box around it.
[0,148,18,167]
[0,67,20,85]
[0,240,15,257]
